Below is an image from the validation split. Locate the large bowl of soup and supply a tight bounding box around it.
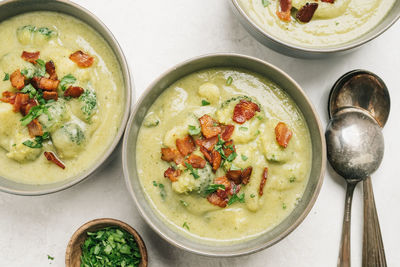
[123,54,325,256]
[0,0,131,195]
[231,0,400,58]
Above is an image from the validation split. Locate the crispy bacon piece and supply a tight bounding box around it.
[10,70,25,90]
[164,167,181,182]
[199,115,221,138]
[277,0,292,22]
[43,91,58,101]
[275,122,293,148]
[45,60,58,80]
[321,0,334,3]
[32,76,60,91]
[296,3,318,23]
[214,176,231,190]
[176,135,196,156]
[199,146,213,163]
[27,119,43,137]
[21,98,38,116]
[44,151,65,169]
[259,168,268,196]
[211,150,221,172]
[0,91,16,104]
[161,147,184,165]
[195,136,218,151]
[207,193,228,208]
[186,154,206,169]
[226,166,253,185]
[13,93,29,113]
[221,124,234,141]
[232,100,260,124]
[69,50,94,68]
[21,51,40,64]
[64,86,84,98]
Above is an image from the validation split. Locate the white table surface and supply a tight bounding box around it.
[1,1,399,266]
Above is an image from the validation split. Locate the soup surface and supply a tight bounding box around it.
[238,0,395,47]
[0,12,124,184]
[136,68,312,244]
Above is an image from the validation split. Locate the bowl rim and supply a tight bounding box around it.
[65,218,148,267]
[230,0,400,55]
[0,0,132,196]
[122,53,326,257]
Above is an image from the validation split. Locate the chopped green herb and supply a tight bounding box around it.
[226,76,233,86]
[214,134,236,162]
[250,194,255,198]
[22,132,50,149]
[205,184,226,195]
[239,126,248,131]
[80,227,141,267]
[255,130,261,136]
[228,193,245,205]
[182,222,190,231]
[3,72,9,81]
[34,59,46,77]
[37,27,56,38]
[158,183,166,200]
[47,255,54,260]
[188,125,201,136]
[289,177,296,183]
[152,181,158,187]
[12,144,16,147]
[21,84,37,98]
[20,105,45,126]
[256,115,263,120]
[282,203,287,210]
[226,151,237,162]
[262,0,270,7]
[59,74,76,91]
[180,200,188,207]
[335,22,339,26]
[79,89,97,120]
[201,99,210,106]
[185,162,200,179]
[241,154,248,161]
[21,67,35,79]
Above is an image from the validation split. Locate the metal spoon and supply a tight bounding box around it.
[327,70,390,267]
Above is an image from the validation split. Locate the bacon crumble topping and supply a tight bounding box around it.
[10,70,25,90]
[21,51,40,64]
[64,86,84,98]
[164,167,182,182]
[176,135,196,156]
[275,122,293,148]
[232,100,260,124]
[296,3,319,23]
[259,168,268,196]
[44,151,65,169]
[69,50,94,68]
[276,0,292,22]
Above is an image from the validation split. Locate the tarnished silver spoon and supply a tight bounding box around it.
[327,70,390,267]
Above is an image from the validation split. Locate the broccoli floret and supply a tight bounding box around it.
[79,89,97,121]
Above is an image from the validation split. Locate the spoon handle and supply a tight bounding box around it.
[362,177,386,267]
[338,182,356,267]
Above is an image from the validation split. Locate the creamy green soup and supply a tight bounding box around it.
[0,12,124,184]
[136,68,312,244]
[239,0,395,47]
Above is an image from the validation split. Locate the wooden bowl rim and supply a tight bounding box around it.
[65,218,148,267]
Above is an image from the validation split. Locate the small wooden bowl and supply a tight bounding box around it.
[65,218,148,267]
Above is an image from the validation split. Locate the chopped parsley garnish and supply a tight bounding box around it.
[180,200,188,207]
[21,84,37,98]
[289,177,296,183]
[262,0,270,7]
[152,181,166,200]
[226,151,237,162]
[37,27,56,38]
[182,222,190,231]
[226,76,233,86]
[59,74,76,91]
[256,115,263,120]
[47,255,54,260]
[3,72,9,81]
[35,59,46,77]
[20,105,46,126]
[22,132,50,149]
[188,125,201,136]
[205,184,226,195]
[201,99,210,106]
[214,135,237,163]
[250,194,255,198]
[241,154,248,161]
[228,193,245,205]
[80,227,141,267]
[282,203,287,210]
[239,126,248,131]
[255,130,261,136]
[185,162,200,179]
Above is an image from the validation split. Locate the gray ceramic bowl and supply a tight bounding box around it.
[230,0,400,58]
[0,0,132,195]
[123,54,326,256]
